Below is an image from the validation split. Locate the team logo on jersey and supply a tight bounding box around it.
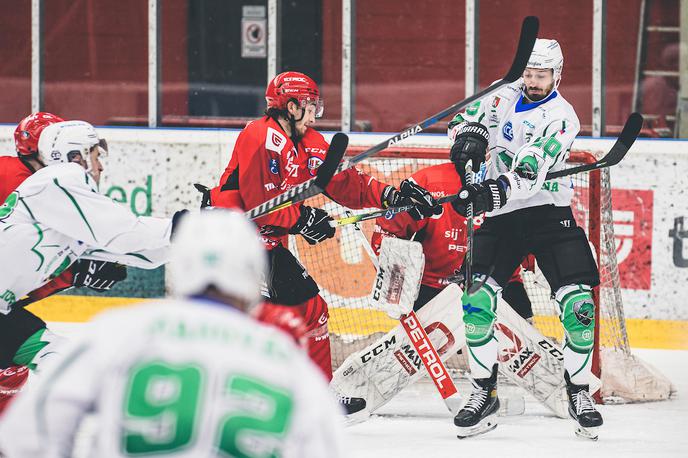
[269,158,279,174]
[266,127,287,154]
[492,97,501,108]
[502,121,514,141]
[307,156,323,176]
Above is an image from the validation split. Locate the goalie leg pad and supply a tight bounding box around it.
[555,284,595,354]
[533,225,600,291]
[266,245,319,306]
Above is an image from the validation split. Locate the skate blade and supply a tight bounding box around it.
[456,417,498,439]
[574,425,599,441]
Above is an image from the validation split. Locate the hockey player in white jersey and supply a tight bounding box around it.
[448,39,603,439]
[0,210,345,458]
[0,120,178,373]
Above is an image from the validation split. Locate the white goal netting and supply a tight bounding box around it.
[288,143,675,403]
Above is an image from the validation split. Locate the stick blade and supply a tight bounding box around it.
[314,132,349,189]
[604,112,644,166]
[504,16,540,82]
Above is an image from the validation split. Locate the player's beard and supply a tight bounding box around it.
[525,87,548,101]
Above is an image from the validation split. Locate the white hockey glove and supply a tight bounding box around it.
[371,237,425,319]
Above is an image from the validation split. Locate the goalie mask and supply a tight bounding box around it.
[37,120,108,179]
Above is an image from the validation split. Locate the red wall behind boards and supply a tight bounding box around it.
[0,0,648,132]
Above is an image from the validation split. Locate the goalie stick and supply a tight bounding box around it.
[329,112,643,228]
[246,16,539,220]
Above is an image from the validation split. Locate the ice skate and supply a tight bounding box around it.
[454,364,500,439]
[335,393,369,425]
[565,371,603,440]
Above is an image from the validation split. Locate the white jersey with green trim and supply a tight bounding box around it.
[0,163,171,314]
[448,80,581,216]
[0,300,345,458]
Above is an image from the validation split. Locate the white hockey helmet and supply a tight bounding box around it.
[526,38,564,88]
[168,210,267,307]
[37,120,108,168]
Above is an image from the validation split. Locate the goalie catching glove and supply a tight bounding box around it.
[289,205,335,245]
[72,259,127,292]
[452,177,509,217]
[381,178,442,221]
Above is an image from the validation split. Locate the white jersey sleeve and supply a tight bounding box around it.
[0,301,345,458]
[16,163,172,259]
[501,114,579,201]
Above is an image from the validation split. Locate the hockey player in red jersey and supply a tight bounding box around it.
[205,71,441,414]
[370,162,534,318]
[0,113,126,415]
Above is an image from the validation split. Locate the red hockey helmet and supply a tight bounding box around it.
[265,71,323,118]
[14,112,65,157]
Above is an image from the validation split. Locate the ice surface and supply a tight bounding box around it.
[344,349,688,458]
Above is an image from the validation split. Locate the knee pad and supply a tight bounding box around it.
[461,278,501,346]
[555,284,595,353]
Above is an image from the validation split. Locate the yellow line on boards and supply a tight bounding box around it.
[26,296,688,350]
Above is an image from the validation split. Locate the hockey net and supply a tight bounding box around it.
[287,143,675,403]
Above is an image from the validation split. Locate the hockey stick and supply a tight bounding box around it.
[545,112,643,179]
[331,113,642,227]
[331,194,458,227]
[246,16,539,220]
[347,215,463,414]
[245,133,349,219]
[464,163,475,292]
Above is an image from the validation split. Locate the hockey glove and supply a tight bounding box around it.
[381,179,443,221]
[450,122,489,186]
[193,183,212,208]
[72,259,127,292]
[452,177,509,217]
[288,205,336,245]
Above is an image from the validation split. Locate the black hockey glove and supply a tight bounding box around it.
[72,260,127,292]
[380,179,443,221]
[450,122,489,186]
[452,177,509,217]
[289,205,336,245]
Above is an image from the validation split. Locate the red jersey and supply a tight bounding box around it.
[371,162,526,289]
[371,163,472,289]
[210,116,388,248]
[0,156,74,300]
